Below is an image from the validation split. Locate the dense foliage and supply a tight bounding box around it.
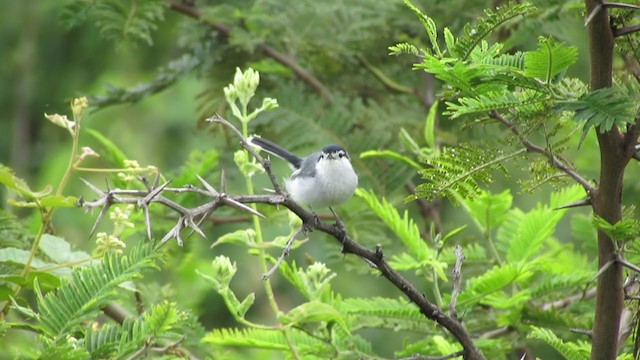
[2,0,640,359]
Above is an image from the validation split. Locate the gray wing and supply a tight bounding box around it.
[291,152,320,179]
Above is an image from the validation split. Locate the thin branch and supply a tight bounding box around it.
[357,54,415,95]
[397,350,466,360]
[262,225,306,279]
[617,257,640,275]
[449,245,464,320]
[604,2,640,10]
[79,116,487,360]
[489,110,596,194]
[570,328,593,337]
[206,114,283,194]
[614,24,640,37]
[168,2,333,102]
[541,287,597,311]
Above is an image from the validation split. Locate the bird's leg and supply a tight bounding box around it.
[329,207,347,242]
[307,206,322,227]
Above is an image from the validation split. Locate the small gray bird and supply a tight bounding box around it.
[247,136,358,208]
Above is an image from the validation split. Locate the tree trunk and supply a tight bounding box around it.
[585,1,626,359]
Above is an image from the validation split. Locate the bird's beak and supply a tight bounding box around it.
[326,153,338,160]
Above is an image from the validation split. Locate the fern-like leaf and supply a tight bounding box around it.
[523,307,591,330]
[524,37,578,83]
[60,0,166,47]
[557,87,637,135]
[412,144,525,205]
[338,297,429,332]
[82,301,184,358]
[452,1,537,60]
[446,90,547,119]
[480,51,526,69]
[389,42,422,56]
[203,328,334,356]
[356,189,432,261]
[34,244,159,342]
[528,326,590,360]
[400,0,440,55]
[458,264,531,306]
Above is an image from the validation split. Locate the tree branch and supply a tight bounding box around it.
[168,2,334,102]
[489,110,596,195]
[80,116,487,360]
[614,24,640,37]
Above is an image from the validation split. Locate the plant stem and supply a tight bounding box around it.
[240,111,300,360]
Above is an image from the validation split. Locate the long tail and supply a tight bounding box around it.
[247,136,303,168]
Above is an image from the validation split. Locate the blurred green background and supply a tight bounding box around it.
[2,0,639,358]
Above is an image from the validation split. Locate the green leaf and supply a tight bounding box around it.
[204,327,335,356]
[39,195,78,208]
[424,101,438,149]
[85,128,128,167]
[593,214,640,242]
[412,145,524,205]
[235,293,255,318]
[277,261,336,302]
[557,87,636,139]
[388,43,421,56]
[356,189,432,261]
[0,164,51,199]
[446,90,547,119]
[82,301,186,358]
[571,213,597,245]
[443,27,456,56]
[0,272,62,291]
[35,244,158,340]
[281,301,349,335]
[359,150,421,170]
[210,229,256,248]
[0,285,12,301]
[39,234,91,264]
[496,206,561,263]
[453,1,537,60]
[460,189,512,234]
[458,264,531,306]
[401,0,439,54]
[528,326,590,360]
[524,37,578,83]
[339,297,428,332]
[0,248,53,269]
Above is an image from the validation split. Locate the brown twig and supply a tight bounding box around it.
[489,110,595,195]
[397,351,466,360]
[614,24,640,37]
[262,225,307,279]
[168,2,334,102]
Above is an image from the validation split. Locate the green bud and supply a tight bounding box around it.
[71,96,89,121]
[211,255,237,288]
[234,150,264,177]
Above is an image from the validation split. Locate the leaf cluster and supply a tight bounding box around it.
[60,0,166,47]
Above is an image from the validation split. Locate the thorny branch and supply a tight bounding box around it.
[78,115,486,360]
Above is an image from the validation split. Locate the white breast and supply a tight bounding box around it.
[285,158,358,208]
